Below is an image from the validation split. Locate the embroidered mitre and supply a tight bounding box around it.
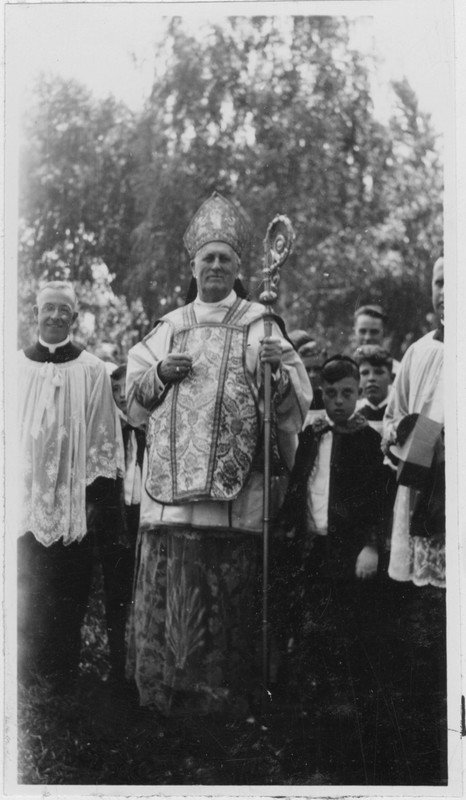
[183,191,250,258]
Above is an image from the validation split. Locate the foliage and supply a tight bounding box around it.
[73,261,149,361]
[126,16,443,352]
[18,17,443,356]
[20,77,137,280]
[18,77,143,354]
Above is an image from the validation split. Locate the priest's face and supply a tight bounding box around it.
[432,258,444,322]
[191,242,239,303]
[33,288,78,344]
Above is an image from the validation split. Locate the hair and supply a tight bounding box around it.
[288,329,314,351]
[320,355,360,384]
[110,364,127,382]
[299,341,328,361]
[352,345,393,372]
[354,304,387,323]
[36,280,78,309]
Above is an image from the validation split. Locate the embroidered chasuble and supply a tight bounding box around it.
[146,298,262,503]
[127,290,312,532]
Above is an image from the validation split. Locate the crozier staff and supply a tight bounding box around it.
[125,191,312,716]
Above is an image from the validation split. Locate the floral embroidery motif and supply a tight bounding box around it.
[166,582,206,670]
[390,485,445,587]
[146,306,261,503]
[126,528,260,712]
[18,351,123,546]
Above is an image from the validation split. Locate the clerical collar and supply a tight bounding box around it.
[39,335,71,353]
[323,412,359,426]
[362,398,388,411]
[312,410,367,435]
[194,290,237,309]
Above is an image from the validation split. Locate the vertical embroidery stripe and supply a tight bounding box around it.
[170,327,191,500]
[206,327,233,494]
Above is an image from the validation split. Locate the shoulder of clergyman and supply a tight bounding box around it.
[237,300,266,321]
[149,301,267,334]
[158,306,187,325]
[142,309,182,343]
[231,301,286,332]
[74,351,111,384]
[404,330,439,361]
[77,349,101,368]
[243,305,291,340]
[21,346,36,361]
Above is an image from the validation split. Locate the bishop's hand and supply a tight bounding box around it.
[158,353,193,384]
[259,336,282,372]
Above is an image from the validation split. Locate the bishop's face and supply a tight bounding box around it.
[191,242,239,303]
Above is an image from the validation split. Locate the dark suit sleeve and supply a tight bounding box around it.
[357,428,387,547]
[278,426,317,535]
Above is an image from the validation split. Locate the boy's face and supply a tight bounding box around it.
[359,361,392,406]
[354,314,384,346]
[111,375,127,414]
[322,376,361,423]
[299,349,322,391]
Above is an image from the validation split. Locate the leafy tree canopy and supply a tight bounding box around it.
[19,16,443,357]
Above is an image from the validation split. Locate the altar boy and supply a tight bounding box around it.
[353,345,394,436]
[279,355,387,754]
[281,355,385,579]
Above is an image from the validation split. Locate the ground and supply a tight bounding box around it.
[17,570,448,787]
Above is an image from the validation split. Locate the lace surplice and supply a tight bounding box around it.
[18,350,124,546]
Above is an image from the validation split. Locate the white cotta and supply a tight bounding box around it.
[18,350,124,547]
[383,331,445,587]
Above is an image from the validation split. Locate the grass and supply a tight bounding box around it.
[17,571,448,787]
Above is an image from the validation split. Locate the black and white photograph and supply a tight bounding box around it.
[3,0,464,794]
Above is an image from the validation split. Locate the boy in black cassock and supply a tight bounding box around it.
[281,355,385,581]
[278,356,388,781]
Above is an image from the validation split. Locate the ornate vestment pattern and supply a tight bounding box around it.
[146,299,263,503]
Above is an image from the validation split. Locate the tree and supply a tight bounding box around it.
[127,16,443,352]
[18,17,443,356]
[18,76,142,350]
